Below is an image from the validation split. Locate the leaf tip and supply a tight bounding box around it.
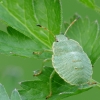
[14,88,17,91]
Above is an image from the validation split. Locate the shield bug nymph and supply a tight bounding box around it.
[34,17,93,99]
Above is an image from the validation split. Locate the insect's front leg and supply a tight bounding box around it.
[46,70,55,99]
[33,58,52,76]
[33,49,52,55]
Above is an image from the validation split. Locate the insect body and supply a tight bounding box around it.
[35,18,93,98]
[52,35,93,85]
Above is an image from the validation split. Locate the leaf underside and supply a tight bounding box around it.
[64,14,100,65]
[19,67,98,100]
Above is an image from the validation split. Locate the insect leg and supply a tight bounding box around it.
[64,16,80,35]
[37,24,55,40]
[33,58,52,76]
[46,70,55,99]
[33,49,52,55]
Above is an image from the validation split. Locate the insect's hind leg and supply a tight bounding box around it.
[33,58,52,76]
[46,70,55,99]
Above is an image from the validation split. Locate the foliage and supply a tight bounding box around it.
[0,0,100,99]
[19,67,98,100]
[79,0,100,14]
[0,0,61,59]
[0,84,22,100]
[64,14,100,64]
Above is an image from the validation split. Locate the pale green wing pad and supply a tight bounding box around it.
[52,35,93,85]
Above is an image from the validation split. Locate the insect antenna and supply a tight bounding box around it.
[37,24,55,40]
[64,16,80,36]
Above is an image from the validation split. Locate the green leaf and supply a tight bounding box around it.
[0,27,52,58]
[0,83,22,100]
[0,83,10,100]
[78,0,100,14]
[11,89,22,100]
[64,14,100,64]
[78,0,95,9]
[19,67,98,100]
[0,0,61,49]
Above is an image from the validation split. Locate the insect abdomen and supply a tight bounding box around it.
[52,36,93,85]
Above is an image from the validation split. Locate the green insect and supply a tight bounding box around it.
[34,18,93,99]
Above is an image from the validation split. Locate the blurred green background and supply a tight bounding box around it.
[0,0,100,100]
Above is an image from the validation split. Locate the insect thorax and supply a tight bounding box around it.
[55,35,68,42]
